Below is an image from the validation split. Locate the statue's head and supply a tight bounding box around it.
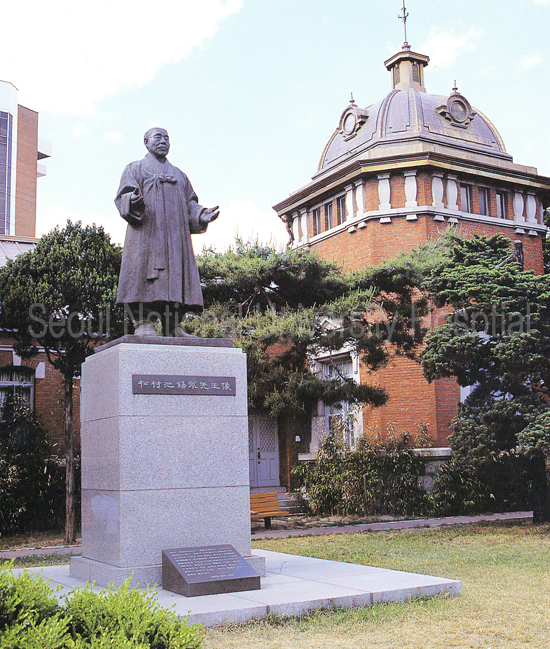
[144,127,170,160]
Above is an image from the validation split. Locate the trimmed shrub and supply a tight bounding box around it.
[427,451,534,517]
[65,580,204,648]
[0,615,72,649]
[293,431,428,517]
[426,402,536,517]
[0,561,61,633]
[0,563,204,648]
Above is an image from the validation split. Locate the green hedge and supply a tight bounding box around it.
[0,394,76,535]
[292,432,428,517]
[0,562,204,648]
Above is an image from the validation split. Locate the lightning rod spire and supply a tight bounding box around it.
[399,0,409,48]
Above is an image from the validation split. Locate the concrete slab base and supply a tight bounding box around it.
[69,553,265,587]
[18,550,460,627]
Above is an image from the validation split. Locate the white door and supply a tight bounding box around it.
[248,416,279,487]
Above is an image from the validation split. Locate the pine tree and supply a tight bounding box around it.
[189,239,428,417]
[421,233,550,522]
[0,221,123,542]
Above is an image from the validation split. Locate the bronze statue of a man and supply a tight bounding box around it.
[115,127,219,336]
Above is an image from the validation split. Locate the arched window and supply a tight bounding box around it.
[0,366,35,414]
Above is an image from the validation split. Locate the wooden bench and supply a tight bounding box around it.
[250,492,289,530]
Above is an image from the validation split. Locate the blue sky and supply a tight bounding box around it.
[2,0,549,251]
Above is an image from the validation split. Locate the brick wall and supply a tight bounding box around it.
[312,214,431,270]
[0,340,81,457]
[308,208,544,445]
[14,105,38,238]
[313,209,543,273]
[359,354,458,446]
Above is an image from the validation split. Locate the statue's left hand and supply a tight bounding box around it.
[201,206,220,224]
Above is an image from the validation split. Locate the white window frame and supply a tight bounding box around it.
[460,184,472,213]
[0,365,35,416]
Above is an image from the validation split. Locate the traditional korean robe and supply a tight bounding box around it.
[115,152,208,307]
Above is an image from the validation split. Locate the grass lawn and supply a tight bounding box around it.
[0,530,80,551]
[205,521,550,649]
[2,521,548,648]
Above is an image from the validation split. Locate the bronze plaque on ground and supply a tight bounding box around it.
[162,545,261,597]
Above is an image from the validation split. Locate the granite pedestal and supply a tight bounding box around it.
[70,336,262,588]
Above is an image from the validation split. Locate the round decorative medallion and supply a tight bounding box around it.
[338,103,369,140]
[449,100,467,122]
[343,112,356,134]
[437,88,476,128]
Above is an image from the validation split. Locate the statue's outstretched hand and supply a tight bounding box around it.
[201,206,220,224]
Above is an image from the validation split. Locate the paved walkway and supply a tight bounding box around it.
[0,511,533,559]
[251,511,533,540]
[0,544,82,560]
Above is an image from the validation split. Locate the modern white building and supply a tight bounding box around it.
[0,79,51,238]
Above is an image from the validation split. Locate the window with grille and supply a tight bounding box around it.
[0,366,35,415]
[325,202,333,230]
[322,358,353,381]
[337,196,346,225]
[394,64,400,86]
[320,357,359,449]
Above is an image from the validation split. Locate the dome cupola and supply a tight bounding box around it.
[384,43,430,93]
[316,42,509,175]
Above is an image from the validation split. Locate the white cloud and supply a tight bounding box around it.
[518,54,543,69]
[103,131,123,144]
[72,125,89,138]
[1,0,242,115]
[420,27,483,67]
[38,205,128,246]
[192,200,288,253]
[533,0,550,5]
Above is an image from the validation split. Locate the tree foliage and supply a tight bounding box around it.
[0,221,123,373]
[0,221,123,541]
[189,240,428,416]
[543,207,550,275]
[421,232,550,521]
[0,394,67,535]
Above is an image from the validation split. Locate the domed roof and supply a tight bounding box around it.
[318,88,507,173]
[316,45,510,176]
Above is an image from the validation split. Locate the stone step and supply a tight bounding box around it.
[278,492,305,515]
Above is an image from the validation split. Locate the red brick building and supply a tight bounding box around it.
[271,42,550,487]
[0,80,76,455]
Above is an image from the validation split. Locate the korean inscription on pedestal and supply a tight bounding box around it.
[132,374,236,396]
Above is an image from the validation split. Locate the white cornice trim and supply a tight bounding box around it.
[297,207,546,247]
